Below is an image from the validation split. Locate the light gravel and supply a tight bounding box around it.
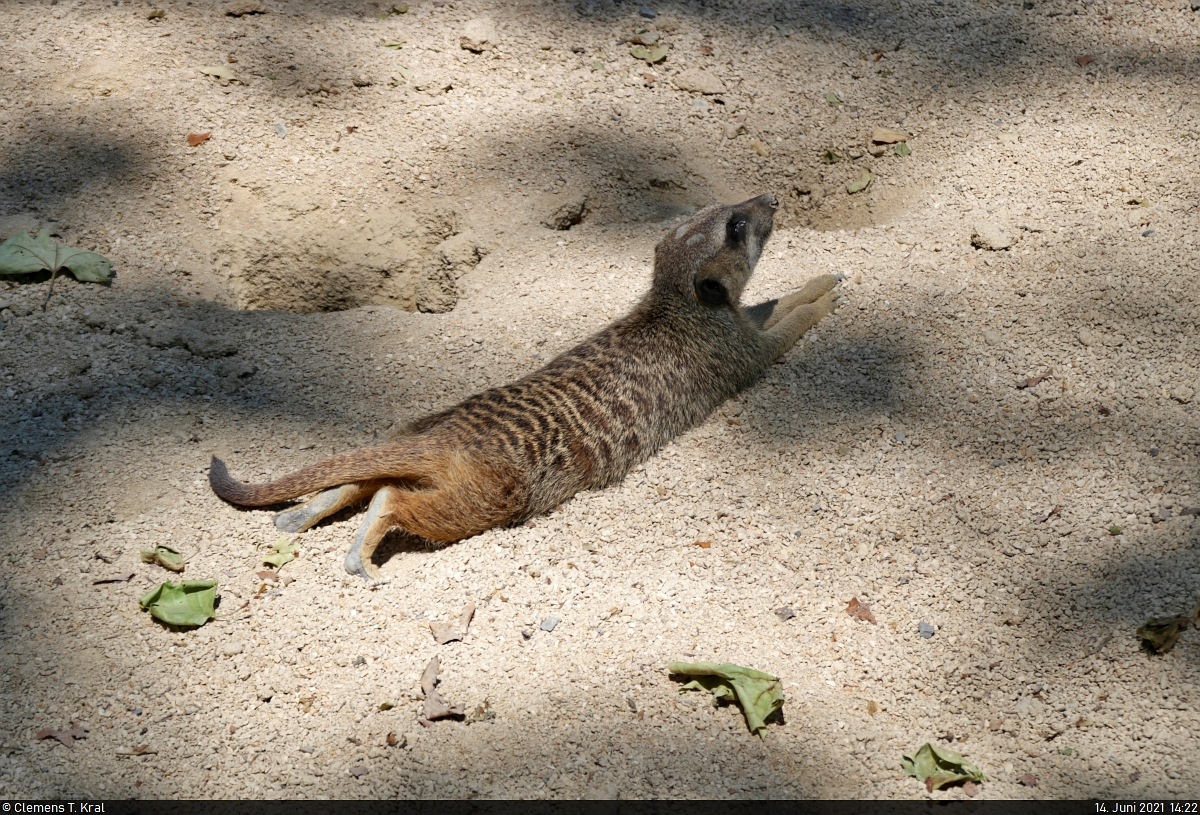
[1,0,1198,800]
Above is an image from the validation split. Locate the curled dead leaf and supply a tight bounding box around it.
[187,132,212,147]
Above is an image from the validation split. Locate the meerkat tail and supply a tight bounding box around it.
[209,442,435,507]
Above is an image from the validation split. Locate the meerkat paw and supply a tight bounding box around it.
[818,286,843,317]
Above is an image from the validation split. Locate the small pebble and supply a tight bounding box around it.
[540,617,559,632]
[638,5,656,17]
[221,642,243,656]
[991,459,1007,467]
[918,622,936,639]
[774,607,797,622]
[274,121,287,138]
[521,629,532,640]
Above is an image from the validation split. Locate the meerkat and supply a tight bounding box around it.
[210,193,843,579]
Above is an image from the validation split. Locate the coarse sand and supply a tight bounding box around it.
[0,0,1198,799]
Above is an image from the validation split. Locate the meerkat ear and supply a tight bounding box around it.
[695,275,730,307]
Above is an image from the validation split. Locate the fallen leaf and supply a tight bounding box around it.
[1075,54,1094,66]
[381,39,404,48]
[821,148,845,164]
[748,138,770,157]
[846,597,877,624]
[773,22,792,37]
[1018,369,1053,389]
[263,537,297,569]
[630,43,668,63]
[140,545,185,573]
[669,661,784,738]
[870,126,911,144]
[867,700,879,716]
[394,66,413,81]
[847,169,875,194]
[698,45,713,56]
[198,65,236,81]
[0,230,113,289]
[255,569,278,583]
[1137,611,1194,654]
[138,579,218,627]
[1108,524,1123,535]
[694,540,712,549]
[146,8,164,18]
[1038,506,1063,524]
[93,572,135,585]
[36,724,88,747]
[420,656,463,721]
[894,142,911,157]
[187,131,212,147]
[1075,717,1094,728]
[1018,772,1038,787]
[901,743,985,791]
[378,702,394,711]
[459,602,476,635]
[825,92,842,107]
[430,622,459,645]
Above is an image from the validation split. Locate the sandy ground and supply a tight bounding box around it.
[1,0,1199,800]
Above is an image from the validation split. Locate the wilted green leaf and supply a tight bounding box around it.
[0,230,113,283]
[901,743,985,791]
[139,579,218,627]
[263,537,298,569]
[824,92,842,107]
[140,545,185,573]
[199,65,236,81]
[669,661,784,738]
[773,23,792,37]
[381,39,403,48]
[146,8,164,18]
[591,61,605,72]
[1138,613,1193,654]
[391,3,408,12]
[821,148,845,164]
[378,701,395,711]
[631,43,668,63]
[847,168,875,194]
[394,66,413,81]
[1108,524,1123,535]
[895,142,911,157]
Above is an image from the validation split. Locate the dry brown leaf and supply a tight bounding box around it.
[36,724,88,747]
[1019,772,1038,787]
[187,132,211,147]
[846,597,877,624]
[871,126,911,144]
[93,572,135,584]
[420,656,463,722]
[459,602,476,635]
[1075,54,1094,66]
[867,700,879,716]
[694,540,712,549]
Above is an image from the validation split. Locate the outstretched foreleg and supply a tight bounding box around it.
[743,273,844,331]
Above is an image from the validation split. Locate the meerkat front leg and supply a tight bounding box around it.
[762,285,842,361]
[743,273,844,331]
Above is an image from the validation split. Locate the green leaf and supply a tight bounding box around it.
[847,168,875,194]
[1108,524,1123,535]
[591,61,605,72]
[140,545,185,573]
[199,65,236,81]
[263,536,298,569]
[139,579,218,627]
[773,23,792,37]
[821,148,844,164]
[901,743,985,791]
[669,661,784,738]
[631,43,668,64]
[895,142,911,157]
[381,39,404,48]
[1137,614,1193,654]
[824,92,842,107]
[0,230,113,282]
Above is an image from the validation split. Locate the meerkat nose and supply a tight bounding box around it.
[766,193,779,209]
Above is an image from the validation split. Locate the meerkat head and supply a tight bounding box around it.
[651,193,778,309]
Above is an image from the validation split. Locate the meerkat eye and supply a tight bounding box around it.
[727,218,747,245]
[696,277,729,306]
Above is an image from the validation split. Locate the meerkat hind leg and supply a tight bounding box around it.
[275,481,381,534]
[344,485,404,581]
